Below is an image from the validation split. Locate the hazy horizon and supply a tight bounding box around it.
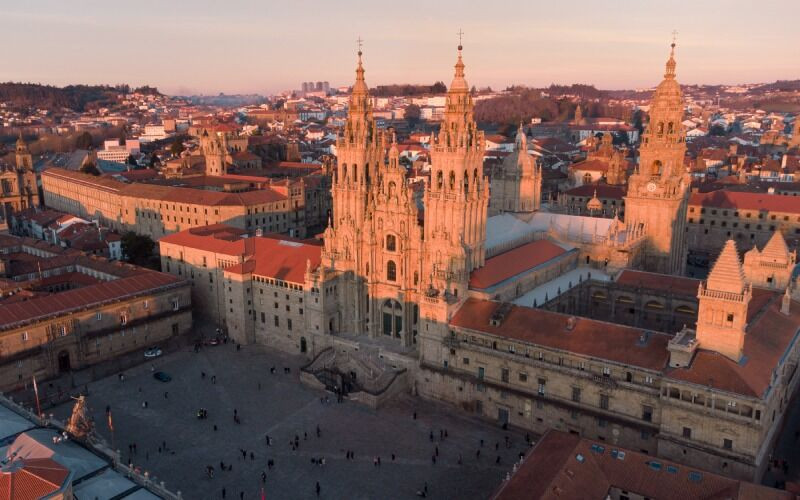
[3,0,799,96]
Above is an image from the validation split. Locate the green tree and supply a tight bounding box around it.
[121,231,155,266]
[148,154,160,167]
[79,162,100,176]
[170,138,185,157]
[127,154,138,166]
[75,131,93,150]
[710,124,727,136]
[405,104,421,128]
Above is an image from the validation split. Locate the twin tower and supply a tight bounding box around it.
[322,45,488,344]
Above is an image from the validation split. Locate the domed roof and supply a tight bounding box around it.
[448,46,469,93]
[587,190,603,211]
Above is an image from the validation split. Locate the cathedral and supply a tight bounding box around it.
[161,41,800,482]
[0,135,39,231]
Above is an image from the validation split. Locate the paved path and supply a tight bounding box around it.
[52,343,530,499]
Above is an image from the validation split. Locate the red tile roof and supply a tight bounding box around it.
[493,430,791,500]
[450,299,671,371]
[690,190,800,214]
[224,237,322,283]
[0,272,183,330]
[469,240,569,290]
[616,270,700,296]
[571,158,611,172]
[0,458,69,500]
[667,290,800,397]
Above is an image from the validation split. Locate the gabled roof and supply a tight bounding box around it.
[469,240,569,290]
[706,240,746,295]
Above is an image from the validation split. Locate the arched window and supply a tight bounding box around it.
[386,234,396,252]
[449,171,456,190]
[437,171,443,189]
[353,165,358,182]
[657,122,664,134]
[653,160,663,176]
[464,170,469,193]
[667,122,674,134]
[387,260,397,281]
[382,299,403,338]
[388,181,396,198]
[583,173,592,184]
[342,164,347,180]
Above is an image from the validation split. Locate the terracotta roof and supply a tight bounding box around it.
[469,240,569,290]
[616,270,700,297]
[690,190,800,214]
[450,299,671,371]
[667,289,800,397]
[0,272,183,330]
[0,458,69,500]
[493,430,791,500]
[571,158,611,172]
[41,168,126,192]
[224,236,322,283]
[564,184,626,199]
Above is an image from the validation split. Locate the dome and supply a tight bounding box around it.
[587,190,603,212]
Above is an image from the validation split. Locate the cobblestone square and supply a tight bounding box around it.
[52,343,529,499]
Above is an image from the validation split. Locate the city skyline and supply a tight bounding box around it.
[3,0,798,95]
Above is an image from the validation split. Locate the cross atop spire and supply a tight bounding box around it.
[356,36,363,56]
[457,28,464,50]
[664,32,677,79]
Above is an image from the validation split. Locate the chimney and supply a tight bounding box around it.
[782,287,792,316]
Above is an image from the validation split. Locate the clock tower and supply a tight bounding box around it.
[624,40,690,275]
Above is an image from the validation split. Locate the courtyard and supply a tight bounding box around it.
[51,342,529,500]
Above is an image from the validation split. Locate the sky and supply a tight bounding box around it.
[3,0,799,95]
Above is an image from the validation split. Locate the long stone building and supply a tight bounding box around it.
[156,43,800,482]
[0,234,192,392]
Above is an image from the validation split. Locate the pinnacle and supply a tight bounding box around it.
[706,239,746,295]
[761,231,790,263]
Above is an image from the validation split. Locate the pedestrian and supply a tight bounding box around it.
[429,431,434,442]
[304,431,308,440]
[212,375,216,384]
[377,456,381,466]
[316,425,321,438]
[316,481,321,497]
[164,391,168,399]
[431,455,436,465]
[222,487,226,499]
[413,411,417,420]
[496,455,501,465]
[391,453,395,461]
[261,471,266,483]
[250,451,255,461]
[476,449,481,459]
[202,371,206,379]
[495,442,499,451]
[480,439,484,447]
[373,456,378,467]
[439,429,443,439]
[239,491,244,500]
[444,429,448,438]
[214,424,218,432]
[435,446,439,457]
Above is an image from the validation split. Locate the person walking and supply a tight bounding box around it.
[316,481,321,497]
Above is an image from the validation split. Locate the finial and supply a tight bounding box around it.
[357,36,363,58]
[457,28,464,51]
[671,29,678,52]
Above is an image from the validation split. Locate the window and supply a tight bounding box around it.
[642,405,653,422]
[519,373,527,382]
[386,234,396,252]
[96,312,102,321]
[387,260,397,281]
[572,387,581,403]
[288,319,292,331]
[261,312,266,323]
[274,316,279,327]
[683,427,692,438]
[172,298,180,311]
[477,367,485,380]
[538,378,546,395]
[21,331,28,342]
[644,376,654,384]
[501,368,509,382]
[120,314,127,325]
[462,357,470,365]
[602,366,611,377]
[143,300,148,309]
[600,394,609,410]
[723,439,732,450]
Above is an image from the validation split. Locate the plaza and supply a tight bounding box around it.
[51,342,529,499]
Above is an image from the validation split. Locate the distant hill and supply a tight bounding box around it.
[0,82,160,111]
[751,80,800,92]
[370,82,448,97]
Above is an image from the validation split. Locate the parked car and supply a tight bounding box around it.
[153,371,172,383]
[144,347,163,359]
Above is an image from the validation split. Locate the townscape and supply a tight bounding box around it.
[1,4,800,499]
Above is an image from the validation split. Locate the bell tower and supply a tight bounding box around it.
[423,43,489,298]
[624,39,690,275]
[696,240,751,362]
[202,131,228,176]
[15,134,32,171]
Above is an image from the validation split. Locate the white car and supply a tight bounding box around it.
[144,347,163,359]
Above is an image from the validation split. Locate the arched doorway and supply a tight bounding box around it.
[57,350,71,373]
[300,337,307,353]
[382,299,402,338]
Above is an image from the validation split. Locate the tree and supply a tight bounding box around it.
[75,131,93,150]
[631,109,645,136]
[79,162,100,176]
[127,154,138,166]
[612,131,629,146]
[405,104,421,128]
[149,154,160,167]
[170,138,185,157]
[710,124,727,136]
[121,231,155,266]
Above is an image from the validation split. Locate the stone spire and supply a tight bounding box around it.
[664,39,677,79]
[706,239,746,294]
[516,122,527,150]
[761,230,790,263]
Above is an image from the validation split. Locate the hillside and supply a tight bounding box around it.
[0,82,160,111]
